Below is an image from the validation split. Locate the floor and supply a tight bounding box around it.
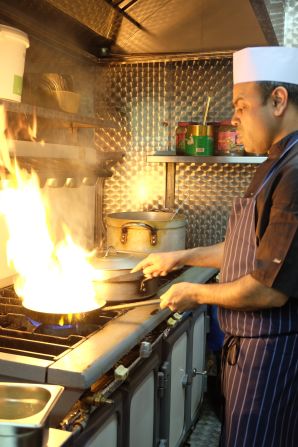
[184,395,221,447]
[183,369,222,447]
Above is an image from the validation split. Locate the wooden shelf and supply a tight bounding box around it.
[4,101,117,129]
[147,154,267,164]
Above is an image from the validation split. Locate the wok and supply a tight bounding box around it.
[24,297,161,325]
[23,248,161,325]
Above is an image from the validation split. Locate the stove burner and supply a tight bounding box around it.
[34,322,100,337]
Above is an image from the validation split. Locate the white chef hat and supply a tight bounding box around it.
[233,46,298,85]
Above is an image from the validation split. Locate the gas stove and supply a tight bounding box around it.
[0,287,121,359]
[0,267,217,389]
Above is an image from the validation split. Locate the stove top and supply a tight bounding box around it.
[0,286,120,362]
[0,267,217,388]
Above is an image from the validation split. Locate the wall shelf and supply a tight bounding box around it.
[8,141,124,187]
[4,101,117,130]
[146,152,266,209]
[147,154,267,164]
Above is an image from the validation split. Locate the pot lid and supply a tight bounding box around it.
[90,247,142,271]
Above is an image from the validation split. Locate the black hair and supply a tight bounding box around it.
[257,81,298,107]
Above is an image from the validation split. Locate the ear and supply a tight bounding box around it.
[270,86,288,116]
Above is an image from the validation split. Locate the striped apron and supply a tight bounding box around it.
[218,137,298,447]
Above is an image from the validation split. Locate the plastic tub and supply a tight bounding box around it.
[0,25,30,102]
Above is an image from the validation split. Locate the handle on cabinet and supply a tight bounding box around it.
[193,368,207,376]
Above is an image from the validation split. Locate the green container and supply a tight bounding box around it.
[185,125,214,156]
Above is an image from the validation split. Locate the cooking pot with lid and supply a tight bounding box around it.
[106,211,186,254]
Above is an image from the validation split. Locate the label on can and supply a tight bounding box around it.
[218,130,237,152]
[176,122,189,154]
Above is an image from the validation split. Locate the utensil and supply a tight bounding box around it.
[102,298,161,311]
[203,95,211,126]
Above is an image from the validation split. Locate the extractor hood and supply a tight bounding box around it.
[0,0,282,59]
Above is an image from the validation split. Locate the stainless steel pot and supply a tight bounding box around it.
[91,248,159,302]
[106,211,186,254]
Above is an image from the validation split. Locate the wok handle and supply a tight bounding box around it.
[103,298,161,311]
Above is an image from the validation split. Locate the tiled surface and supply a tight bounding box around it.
[185,395,221,447]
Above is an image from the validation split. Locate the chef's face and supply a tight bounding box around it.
[231,82,276,155]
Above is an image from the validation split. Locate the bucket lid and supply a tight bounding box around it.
[0,24,29,48]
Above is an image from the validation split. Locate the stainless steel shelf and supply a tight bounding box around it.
[5,101,117,129]
[147,154,267,164]
[9,141,124,186]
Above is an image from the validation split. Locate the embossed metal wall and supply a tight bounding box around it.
[284,0,298,46]
[95,56,258,247]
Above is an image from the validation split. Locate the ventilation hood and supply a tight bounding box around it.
[0,0,282,58]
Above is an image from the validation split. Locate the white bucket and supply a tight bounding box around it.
[0,25,30,102]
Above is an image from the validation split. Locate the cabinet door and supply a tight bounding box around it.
[85,414,118,447]
[191,312,205,419]
[129,371,155,447]
[169,332,187,447]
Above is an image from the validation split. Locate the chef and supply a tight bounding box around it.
[132,47,298,446]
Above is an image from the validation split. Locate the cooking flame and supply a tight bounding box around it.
[0,105,104,320]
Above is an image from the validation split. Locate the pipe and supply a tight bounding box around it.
[104,0,145,30]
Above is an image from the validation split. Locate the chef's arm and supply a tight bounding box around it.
[131,242,224,276]
[178,242,224,269]
[160,274,288,312]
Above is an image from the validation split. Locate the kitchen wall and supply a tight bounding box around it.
[2,0,297,264]
[284,0,298,46]
[0,36,99,281]
[95,56,258,248]
[95,0,298,249]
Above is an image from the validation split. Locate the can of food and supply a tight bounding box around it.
[205,125,214,155]
[186,124,214,156]
[175,122,189,154]
[216,120,237,155]
[185,124,200,155]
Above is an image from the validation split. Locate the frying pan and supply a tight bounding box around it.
[24,297,161,325]
[21,248,161,325]
[91,248,159,302]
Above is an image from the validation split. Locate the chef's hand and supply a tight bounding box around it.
[159,282,199,312]
[131,251,184,278]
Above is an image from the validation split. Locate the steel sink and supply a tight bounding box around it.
[0,383,64,446]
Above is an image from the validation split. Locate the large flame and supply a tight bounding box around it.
[0,105,104,318]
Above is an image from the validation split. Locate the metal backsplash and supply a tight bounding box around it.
[284,0,298,46]
[95,56,258,248]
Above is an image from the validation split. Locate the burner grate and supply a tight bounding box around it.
[0,270,186,361]
[0,286,120,361]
